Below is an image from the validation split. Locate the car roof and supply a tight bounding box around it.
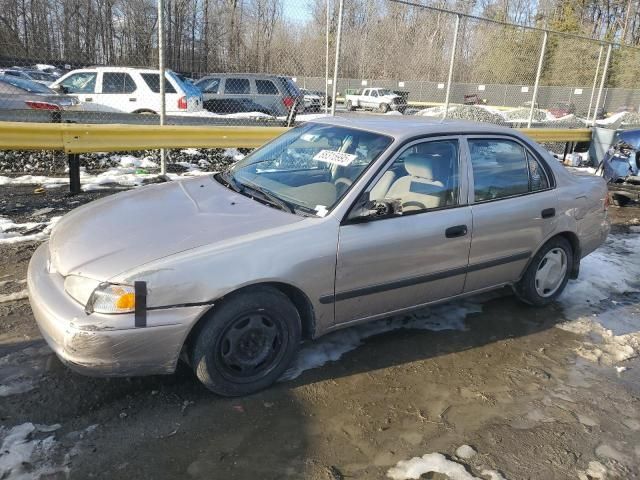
[198,73,290,79]
[307,116,524,141]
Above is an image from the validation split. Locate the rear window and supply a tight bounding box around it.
[141,73,176,94]
[280,77,300,97]
[102,72,137,94]
[197,78,220,93]
[224,78,250,95]
[256,79,278,95]
[1,75,54,93]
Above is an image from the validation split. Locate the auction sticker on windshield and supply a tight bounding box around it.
[313,150,358,167]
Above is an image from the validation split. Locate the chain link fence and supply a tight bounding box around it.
[1,0,640,129]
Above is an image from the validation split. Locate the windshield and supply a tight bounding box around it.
[0,75,54,93]
[226,123,392,215]
[376,89,393,96]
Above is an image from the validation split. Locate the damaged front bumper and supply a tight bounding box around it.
[27,243,208,377]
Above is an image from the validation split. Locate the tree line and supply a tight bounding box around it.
[1,0,639,88]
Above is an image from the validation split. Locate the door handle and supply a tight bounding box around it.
[541,208,556,219]
[129,97,137,102]
[445,225,468,238]
[84,97,93,102]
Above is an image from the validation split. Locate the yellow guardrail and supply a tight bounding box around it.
[0,122,289,153]
[0,121,590,153]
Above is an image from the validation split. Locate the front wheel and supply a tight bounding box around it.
[514,237,573,307]
[191,287,301,396]
[346,100,354,111]
[379,103,390,113]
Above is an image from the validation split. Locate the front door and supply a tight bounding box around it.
[333,137,472,324]
[58,71,98,109]
[464,136,559,292]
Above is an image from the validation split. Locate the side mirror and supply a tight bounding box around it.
[348,191,402,221]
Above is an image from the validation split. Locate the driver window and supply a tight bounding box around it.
[369,139,460,213]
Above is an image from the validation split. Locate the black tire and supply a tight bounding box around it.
[191,286,301,396]
[379,103,390,113]
[514,236,573,307]
[346,100,354,111]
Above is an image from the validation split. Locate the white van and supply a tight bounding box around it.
[51,67,203,114]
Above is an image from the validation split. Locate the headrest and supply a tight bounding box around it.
[404,153,437,180]
[404,142,456,179]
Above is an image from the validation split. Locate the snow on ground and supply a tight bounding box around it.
[0,343,53,398]
[0,290,28,304]
[282,301,481,380]
[387,451,507,480]
[0,216,61,245]
[557,233,640,366]
[0,422,98,479]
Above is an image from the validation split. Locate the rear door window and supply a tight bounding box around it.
[468,139,530,202]
[140,73,176,94]
[102,72,137,93]
[256,79,278,95]
[224,78,250,95]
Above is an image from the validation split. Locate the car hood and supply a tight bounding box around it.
[49,176,304,279]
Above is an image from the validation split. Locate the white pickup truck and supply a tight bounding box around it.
[345,88,407,113]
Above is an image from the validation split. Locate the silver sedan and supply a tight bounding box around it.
[28,117,610,396]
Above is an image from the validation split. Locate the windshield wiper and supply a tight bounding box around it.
[240,182,295,214]
[218,171,243,193]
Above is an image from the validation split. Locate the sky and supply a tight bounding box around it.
[282,0,313,24]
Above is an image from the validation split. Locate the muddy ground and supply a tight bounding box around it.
[1,183,640,480]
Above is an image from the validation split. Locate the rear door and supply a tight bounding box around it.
[222,77,251,114]
[333,136,472,325]
[95,71,138,113]
[464,135,558,292]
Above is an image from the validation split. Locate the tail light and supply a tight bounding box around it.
[25,101,61,111]
[177,96,188,110]
[604,193,610,211]
[283,96,295,109]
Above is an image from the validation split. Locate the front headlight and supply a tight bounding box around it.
[64,275,101,307]
[86,283,136,314]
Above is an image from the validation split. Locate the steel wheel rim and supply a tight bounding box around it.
[216,312,286,382]
[534,248,568,298]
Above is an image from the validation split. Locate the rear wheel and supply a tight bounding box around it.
[514,237,573,307]
[191,287,301,396]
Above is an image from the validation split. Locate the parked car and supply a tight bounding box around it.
[601,128,640,206]
[548,102,576,118]
[345,88,406,113]
[0,75,79,111]
[32,64,67,77]
[28,117,609,396]
[464,94,487,105]
[299,88,322,111]
[51,67,203,114]
[195,73,302,117]
[0,68,58,86]
[303,89,332,108]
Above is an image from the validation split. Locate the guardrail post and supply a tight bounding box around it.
[443,14,460,119]
[330,0,344,116]
[527,31,548,128]
[68,154,81,195]
[592,43,612,126]
[587,44,604,119]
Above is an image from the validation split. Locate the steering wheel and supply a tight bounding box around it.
[334,177,353,196]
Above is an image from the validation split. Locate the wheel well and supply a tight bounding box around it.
[184,282,316,356]
[551,231,581,279]
[133,109,157,114]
